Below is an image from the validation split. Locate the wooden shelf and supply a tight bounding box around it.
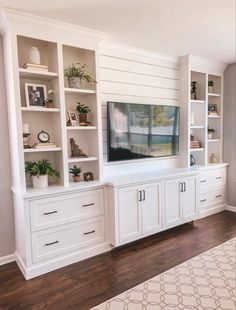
[21,107,60,113]
[64,87,96,95]
[19,68,58,81]
[190,148,204,152]
[24,147,62,153]
[208,93,221,97]
[190,100,205,104]
[66,126,97,130]
[190,126,205,129]
[68,156,98,163]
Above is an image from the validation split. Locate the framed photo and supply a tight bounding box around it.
[68,110,78,126]
[25,83,47,107]
[83,172,94,182]
[208,103,218,116]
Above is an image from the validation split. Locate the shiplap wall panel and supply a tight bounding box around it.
[99,43,180,175]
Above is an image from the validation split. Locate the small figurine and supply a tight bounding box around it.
[70,138,87,157]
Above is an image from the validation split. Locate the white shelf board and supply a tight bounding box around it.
[208,115,220,119]
[68,156,98,163]
[66,126,97,130]
[19,68,58,81]
[24,147,62,153]
[190,100,205,104]
[21,107,60,113]
[190,126,205,129]
[208,93,221,97]
[208,139,220,142]
[64,87,96,95]
[190,148,205,152]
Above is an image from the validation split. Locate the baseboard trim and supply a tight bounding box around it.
[226,205,236,212]
[199,204,226,219]
[0,253,15,266]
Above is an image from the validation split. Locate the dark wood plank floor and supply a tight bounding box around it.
[0,210,235,310]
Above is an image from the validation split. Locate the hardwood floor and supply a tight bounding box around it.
[0,211,235,310]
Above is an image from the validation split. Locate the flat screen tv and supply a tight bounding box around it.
[107,102,180,162]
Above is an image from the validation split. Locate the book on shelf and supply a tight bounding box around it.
[23,63,49,72]
[190,141,201,148]
[33,142,57,148]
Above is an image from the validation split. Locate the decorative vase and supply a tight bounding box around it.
[79,114,88,124]
[29,46,41,65]
[208,86,213,93]
[68,77,81,88]
[210,153,217,164]
[32,175,48,188]
[190,154,196,166]
[73,175,81,182]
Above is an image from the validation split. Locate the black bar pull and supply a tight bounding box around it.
[180,182,183,192]
[216,177,222,180]
[84,230,95,235]
[45,240,59,246]
[200,180,207,183]
[216,195,222,198]
[143,190,145,201]
[184,182,186,192]
[139,190,142,201]
[43,210,58,215]
[200,199,207,202]
[82,203,95,207]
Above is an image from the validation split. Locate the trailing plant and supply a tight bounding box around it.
[25,160,60,179]
[64,63,97,84]
[208,127,215,133]
[69,165,82,176]
[208,80,214,87]
[76,102,91,114]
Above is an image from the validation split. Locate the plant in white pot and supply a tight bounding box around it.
[64,63,96,88]
[208,127,215,140]
[25,159,60,188]
[208,80,214,93]
[76,102,91,124]
[69,165,82,182]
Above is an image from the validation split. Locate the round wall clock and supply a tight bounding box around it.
[37,130,50,143]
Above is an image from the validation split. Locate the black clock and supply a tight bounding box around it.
[37,130,50,143]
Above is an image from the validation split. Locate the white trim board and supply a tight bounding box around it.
[0,253,15,266]
[226,205,236,212]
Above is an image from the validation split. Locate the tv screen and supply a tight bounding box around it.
[107,102,180,162]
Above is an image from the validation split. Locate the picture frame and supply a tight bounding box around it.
[208,103,218,116]
[25,83,47,107]
[83,172,94,182]
[68,111,79,126]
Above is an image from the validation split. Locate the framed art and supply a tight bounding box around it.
[68,110,79,126]
[208,103,218,116]
[25,83,47,107]
[83,172,94,181]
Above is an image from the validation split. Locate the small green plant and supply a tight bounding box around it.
[64,63,96,84]
[25,160,59,179]
[69,165,82,176]
[208,128,215,133]
[76,102,91,114]
[208,80,214,87]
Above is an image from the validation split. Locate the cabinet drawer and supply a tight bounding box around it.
[30,189,104,232]
[199,188,225,210]
[200,168,226,192]
[31,216,104,263]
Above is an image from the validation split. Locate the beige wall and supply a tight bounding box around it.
[0,36,15,257]
[223,63,236,208]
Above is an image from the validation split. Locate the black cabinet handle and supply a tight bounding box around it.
[82,203,95,207]
[200,199,207,202]
[200,180,207,183]
[216,195,222,198]
[180,182,183,192]
[216,177,222,180]
[43,210,58,215]
[184,182,186,192]
[139,190,142,201]
[45,240,59,246]
[143,190,145,201]
[84,230,95,235]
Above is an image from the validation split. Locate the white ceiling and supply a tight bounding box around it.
[0,0,235,64]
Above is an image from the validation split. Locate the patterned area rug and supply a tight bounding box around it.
[92,238,236,310]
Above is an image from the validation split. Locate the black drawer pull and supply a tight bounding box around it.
[83,230,95,235]
[200,199,207,202]
[45,240,59,246]
[43,210,58,215]
[82,203,95,207]
[200,180,207,183]
[216,195,222,198]
[216,177,222,180]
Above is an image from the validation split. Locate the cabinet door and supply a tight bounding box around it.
[118,186,142,244]
[182,176,198,221]
[165,179,182,228]
[142,182,162,235]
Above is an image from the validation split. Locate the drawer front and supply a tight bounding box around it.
[199,188,225,210]
[200,168,226,192]
[32,216,104,263]
[30,189,104,232]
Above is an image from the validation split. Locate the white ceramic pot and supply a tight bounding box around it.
[32,174,48,188]
[29,46,41,65]
[68,77,81,88]
[208,86,213,93]
[208,133,213,139]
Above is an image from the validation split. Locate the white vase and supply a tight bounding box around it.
[29,46,41,65]
[208,86,213,93]
[32,175,48,188]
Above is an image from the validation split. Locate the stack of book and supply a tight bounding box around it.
[23,63,48,72]
[190,141,201,149]
[33,142,57,149]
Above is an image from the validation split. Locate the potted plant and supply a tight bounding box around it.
[76,102,91,124]
[208,128,215,139]
[25,159,59,188]
[208,80,214,93]
[69,165,82,182]
[64,63,97,88]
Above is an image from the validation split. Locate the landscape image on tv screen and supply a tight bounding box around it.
[107,102,180,162]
